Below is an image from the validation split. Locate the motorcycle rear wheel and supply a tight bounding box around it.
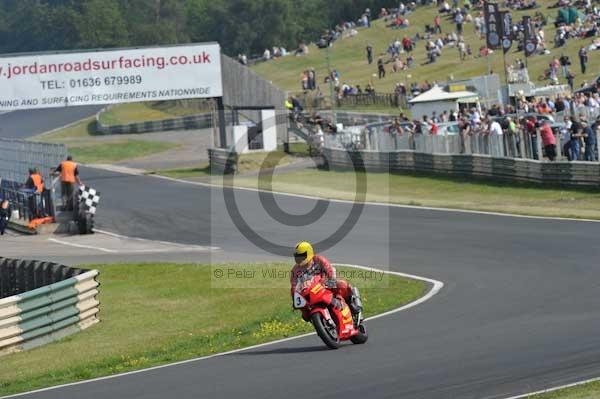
[311,313,340,349]
[350,322,368,344]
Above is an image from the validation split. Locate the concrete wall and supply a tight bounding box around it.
[220,54,288,142]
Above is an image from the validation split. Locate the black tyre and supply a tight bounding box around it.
[311,313,340,349]
[350,322,368,344]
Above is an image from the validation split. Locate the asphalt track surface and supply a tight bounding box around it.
[4,114,600,398]
[0,106,103,139]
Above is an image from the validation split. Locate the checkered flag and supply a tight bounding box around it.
[78,185,100,215]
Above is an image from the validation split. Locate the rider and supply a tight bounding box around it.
[290,241,363,318]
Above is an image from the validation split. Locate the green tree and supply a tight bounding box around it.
[77,0,129,48]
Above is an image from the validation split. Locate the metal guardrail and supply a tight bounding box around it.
[96,111,216,135]
[0,258,99,356]
[0,180,55,222]
[208,148,238,174]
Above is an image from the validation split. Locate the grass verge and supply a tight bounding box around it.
[34,117,180,164]
[35,117,98,142]
[0,262,426,396]
[153,164,212,179]
[68,140,179,164]
[526,380,600,398]
[252,0,599,96]
[232,168,600,220]
[154,146,311,179]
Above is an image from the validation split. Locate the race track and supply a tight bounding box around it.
[4,114,600,398]
[0,106,103,139]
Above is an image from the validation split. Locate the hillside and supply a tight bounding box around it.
[252,0,600,98]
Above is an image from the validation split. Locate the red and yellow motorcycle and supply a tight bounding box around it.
[293,272,368,349]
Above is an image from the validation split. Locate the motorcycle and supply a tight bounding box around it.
[293,271,368,349]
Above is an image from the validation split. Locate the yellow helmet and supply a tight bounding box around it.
[294,241,314,266]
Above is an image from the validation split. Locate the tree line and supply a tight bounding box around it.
[0,0,394,57]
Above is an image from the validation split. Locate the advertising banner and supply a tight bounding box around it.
[501,11,513,54]
[484,2,501,49]
[0,43,223,111]
[523,16,538,57]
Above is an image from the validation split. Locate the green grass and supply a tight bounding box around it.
[527,380,600,398]
[152,145,311,179]
[153,164,212,179]
[67,140,178,164]
[34,117,98,142]
[99,101,210,126]
[34,117,179,165]
[230,148,309,174]
[0,263,426,396]
[253,0,599,99]
[228,167,600,219]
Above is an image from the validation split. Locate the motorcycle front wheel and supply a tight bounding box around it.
[311,313,340,349]
[350,321,368,344]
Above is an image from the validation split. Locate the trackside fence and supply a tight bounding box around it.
[0,139,67,184]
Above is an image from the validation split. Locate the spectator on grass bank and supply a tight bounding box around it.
[579,46,588,74]
[377,57,386,79]
[366,44,373,64]
[590,119,600,161]
[583,118,598,161]
[489,118,503,136]
[559,54,570,78]
[434,15,442,34]
[455,12,464,35]
[566,71,575,92]
[539,121,557,161]
[570,116,583,161]
[0,200,10,236]
[54,156,81,212]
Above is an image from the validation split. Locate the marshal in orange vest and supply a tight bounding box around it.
[30,173,44,192]
[59,160,77,183]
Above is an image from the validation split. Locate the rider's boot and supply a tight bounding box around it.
[348,286,363,316]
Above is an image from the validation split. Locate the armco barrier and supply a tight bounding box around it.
[322,148,600,187]
[208,148,238,174]
[96,109,215,135]
[0,258,99,356]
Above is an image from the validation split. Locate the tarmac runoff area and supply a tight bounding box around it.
[0,230,219,260]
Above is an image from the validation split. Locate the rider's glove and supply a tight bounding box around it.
[324,279,337,289]
[330,297,343,310]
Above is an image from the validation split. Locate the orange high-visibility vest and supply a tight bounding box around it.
[60,161,77,183]
[31,173,44,192]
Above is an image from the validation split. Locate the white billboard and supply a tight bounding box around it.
[0,43,223,111]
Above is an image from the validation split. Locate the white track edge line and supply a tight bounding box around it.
[139,171,600,224]
[93,229,220,251]
[503,375,600,399]
[47,238,117,253]
[0,263,443,399]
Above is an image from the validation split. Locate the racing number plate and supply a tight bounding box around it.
[293,292,307,309]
